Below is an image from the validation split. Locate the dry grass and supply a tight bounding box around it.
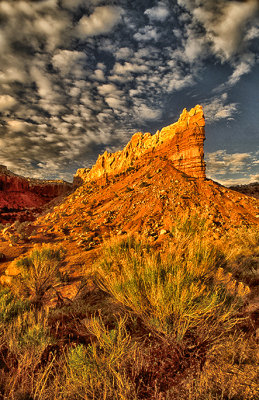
[219,226,259,287]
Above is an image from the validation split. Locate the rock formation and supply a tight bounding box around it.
[74,105,206,185]
[0,166,72,223]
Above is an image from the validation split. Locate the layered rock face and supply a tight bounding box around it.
[74,105,206,185]
[0,166,72,223]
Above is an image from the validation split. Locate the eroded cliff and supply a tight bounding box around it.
[0,166,72,223]
[74,105,206,185]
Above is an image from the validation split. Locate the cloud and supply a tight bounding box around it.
[249,174,259,182]
[7,120,30,132]
[144,2,169,22]
[228,61,254,86]
[112,62,148,75]
[214,176,258,187]
[182,36,207,62]
[134,104,162,121]
[134,26,160,41]
[179,0,259,61]
[246,25,259,40]
[77,6,122,37]
[115,47,134,60]
[203,94,238,123]
[0,95,16,110]
[52,50,87,78]
[61,0,86,10]
[206,150,258,185]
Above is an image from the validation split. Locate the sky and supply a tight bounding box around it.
[0,0,258,185]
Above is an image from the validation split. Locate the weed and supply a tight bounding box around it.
[13,245,66,303]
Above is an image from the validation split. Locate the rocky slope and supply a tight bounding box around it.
[0,165,72,223]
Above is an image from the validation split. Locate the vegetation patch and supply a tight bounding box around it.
[0,217,258,399]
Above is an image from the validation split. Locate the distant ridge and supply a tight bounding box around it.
[230,182,259,200]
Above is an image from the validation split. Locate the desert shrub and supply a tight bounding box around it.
[15,221,30,241]
[91,234,242,342]
[65,315,137,400]
[8,308,53,356]
[13,245,66,302]
[0,214,257,400]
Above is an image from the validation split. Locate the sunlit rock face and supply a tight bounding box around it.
[74,105,206,186]
[0,166,72,223]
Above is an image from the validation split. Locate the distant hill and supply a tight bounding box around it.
[229,182,259,199]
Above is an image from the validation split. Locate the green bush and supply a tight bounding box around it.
[14,245,66,302]
[91,234,241,341]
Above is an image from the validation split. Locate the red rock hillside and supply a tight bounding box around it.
[35,105,258,247]
[0,165,72,224]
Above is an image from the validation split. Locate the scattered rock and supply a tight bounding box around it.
[160,229,167,235]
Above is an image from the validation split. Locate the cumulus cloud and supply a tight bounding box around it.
[61,0,86,10]
[144,2,169,22]
[134,26,160,41]
[249,174,259,182]
[77,6,122,37]
[246,25,259,40]
[206,150,252,176]
[0,95,16,111]
[7,120,31,132]
[203,94,238,123]
[213,176,258,187]
[112,62,148,75]
[228,61,254,86]
[135,104,162,121]
[179,0,259,61]
[52,50,87,78]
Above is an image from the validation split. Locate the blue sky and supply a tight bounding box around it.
[0,0,258,185]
